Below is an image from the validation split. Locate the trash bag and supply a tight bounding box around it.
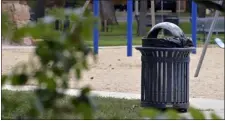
[142,37,194,48]
[143,22,194,48]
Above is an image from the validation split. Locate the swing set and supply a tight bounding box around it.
[91,0,224,77]
[92,0,197,56]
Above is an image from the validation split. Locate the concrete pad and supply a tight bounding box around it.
[190,98,224,110]
[180,110,224,119]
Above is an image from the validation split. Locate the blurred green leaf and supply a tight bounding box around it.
[211,112,221,119]
[69,14,79,22]
[75,68,81,80]
[2,12,16,39]
[141,108,160,119]
[82,59,89,70]
[72,87,94,119]
[189,107,205,119]
[2,75,8,86]
[35,42,53,65]
[46,76,57,91]
[2,6,96,120]
[77,103,93,119]
[11,74,28,85]
[12,26,28,42]
[52,66,64,76]
[35,71,46,84]
[35,89,59,109]
[81,87,91,95]
[81,17,95,40]
[165,109,181,119]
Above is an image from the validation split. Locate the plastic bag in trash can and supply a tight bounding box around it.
[143,22,194,48]
[143,37,194,48]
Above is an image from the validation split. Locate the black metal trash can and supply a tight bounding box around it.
[136,22,194,112]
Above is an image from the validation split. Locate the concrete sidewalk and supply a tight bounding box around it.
[2,85,224,119]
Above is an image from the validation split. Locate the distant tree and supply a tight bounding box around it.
[138,0,148,36]
[33,0,118,32]
[99,0,118,32]
[34,0,45,20]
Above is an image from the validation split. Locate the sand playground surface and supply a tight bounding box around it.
[2,47,224,100]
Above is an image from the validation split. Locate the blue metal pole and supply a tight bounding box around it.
[191,1,197,54]
[93,0,99,54]
[127,0,133,57]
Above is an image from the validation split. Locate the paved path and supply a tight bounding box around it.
[2,85,224,119]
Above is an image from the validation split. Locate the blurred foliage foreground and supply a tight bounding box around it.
[1,7,223,119]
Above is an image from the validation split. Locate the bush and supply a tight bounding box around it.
[2,8,96,119]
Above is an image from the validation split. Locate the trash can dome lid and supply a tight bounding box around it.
[146,22,185,38]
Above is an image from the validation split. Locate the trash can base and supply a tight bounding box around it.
[141,102,189,110]
[176,108,188,113]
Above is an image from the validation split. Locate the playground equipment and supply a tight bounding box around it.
[93,0,198,57]
[134,5,180,36]
[32,0,197,57]
[93,0,99,54]
[93,0,132,56]
[194,0,224,77]
[214,38,224,49]
[189,17,224,42]
[191,1,197,54]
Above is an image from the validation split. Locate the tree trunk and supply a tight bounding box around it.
[138,0,148,36]
[45,0,66,8]
[99,0,118,32]
[34,0,45,21]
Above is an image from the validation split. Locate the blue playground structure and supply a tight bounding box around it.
[191,1,197,54]
[93,0,99,54]
[93,0,198,56]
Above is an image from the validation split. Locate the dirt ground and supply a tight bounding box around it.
[2,46,224,100]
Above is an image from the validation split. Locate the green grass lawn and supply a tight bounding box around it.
[35,35,223,47]
[2,90,220,120]
[2,90,142,120]
[85,36,142,46]
[84,35,224,47]
[91,22,224,46]
[99,21,191,35]
[100,22,224,36]
[34,22,224,46]
[35,34,224,47]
